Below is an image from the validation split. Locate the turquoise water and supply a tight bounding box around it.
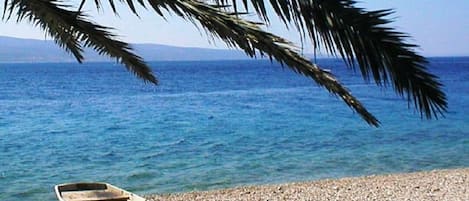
[0,58,468,201]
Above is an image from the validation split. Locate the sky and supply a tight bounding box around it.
[0,0,468,56]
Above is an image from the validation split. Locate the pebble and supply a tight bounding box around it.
[145,168,468,201]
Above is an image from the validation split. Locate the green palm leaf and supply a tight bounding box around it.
[4,0,157,84]
[83,0,381,126]
[213,0,448,119]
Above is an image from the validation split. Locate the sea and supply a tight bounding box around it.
[0,58,468,201]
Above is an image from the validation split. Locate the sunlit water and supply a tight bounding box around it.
[1,58,468,201]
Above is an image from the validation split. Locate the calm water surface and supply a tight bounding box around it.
[0,58,468,201]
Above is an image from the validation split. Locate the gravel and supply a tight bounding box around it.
[145,168,468,201]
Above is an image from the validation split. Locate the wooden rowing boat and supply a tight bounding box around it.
[55,182,145,201]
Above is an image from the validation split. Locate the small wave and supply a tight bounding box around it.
[127,171,158,180]
[156,139,186,147]
[106,125,126,131]
[142,152,165,160]
[46,130,68,135]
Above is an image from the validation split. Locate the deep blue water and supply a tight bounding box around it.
[0,58,468,201]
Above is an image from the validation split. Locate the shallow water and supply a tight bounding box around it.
[0,58,468,201]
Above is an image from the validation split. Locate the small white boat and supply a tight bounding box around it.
[55,182,145,201]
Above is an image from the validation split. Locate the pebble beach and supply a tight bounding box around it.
[146,168,468,201]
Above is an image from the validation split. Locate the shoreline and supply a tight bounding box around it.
[145,168,468,201]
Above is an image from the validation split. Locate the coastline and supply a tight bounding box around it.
[145,168,468,201]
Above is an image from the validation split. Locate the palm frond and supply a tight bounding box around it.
[143,0,380,126]
[4,0,157,84]
[213,0,448,119]
[4,0,84,61]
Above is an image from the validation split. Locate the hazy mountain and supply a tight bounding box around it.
[0,36,250,63]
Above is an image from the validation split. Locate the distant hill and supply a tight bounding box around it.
[0,36,250,63]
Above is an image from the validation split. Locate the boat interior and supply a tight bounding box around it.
[57,183,131,201]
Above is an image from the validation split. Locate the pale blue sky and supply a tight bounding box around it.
[1,0,468,56]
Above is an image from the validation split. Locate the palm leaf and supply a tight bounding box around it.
[138,0,380,126]
[4,0,84,62]
[213,0,448,119]
[4,0,157,84]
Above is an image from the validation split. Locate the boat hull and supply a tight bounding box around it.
[55,182,145,201]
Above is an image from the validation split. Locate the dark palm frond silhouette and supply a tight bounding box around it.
[2,0,448,126]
